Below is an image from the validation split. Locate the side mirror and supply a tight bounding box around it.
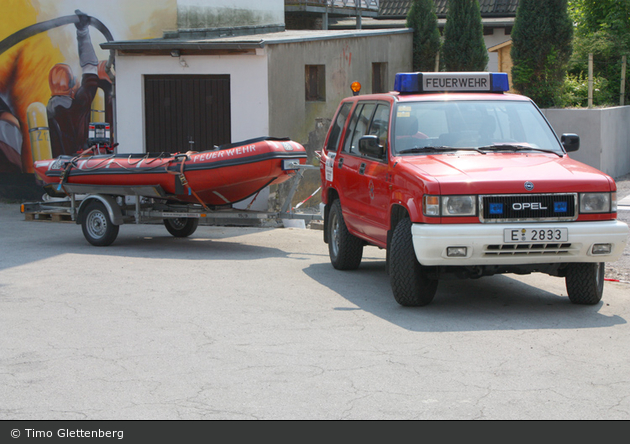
[358,135,385,159]
[561,133,580,152]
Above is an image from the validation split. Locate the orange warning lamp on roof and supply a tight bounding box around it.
[351,81,361,96]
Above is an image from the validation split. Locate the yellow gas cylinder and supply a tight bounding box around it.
[91,88,105,123]
[26,102,52,161]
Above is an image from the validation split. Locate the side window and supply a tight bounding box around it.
[347,103,376,154]
[326,102,352,152]
[368,103,391,155]
[342,104,363,153]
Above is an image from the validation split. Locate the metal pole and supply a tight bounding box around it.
[588,53,593,108]
[621,55,627,106]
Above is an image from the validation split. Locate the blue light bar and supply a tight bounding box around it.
[394,72,509,94]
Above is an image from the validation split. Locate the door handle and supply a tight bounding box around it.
[359,163,366,175]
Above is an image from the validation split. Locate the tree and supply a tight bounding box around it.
[406,0,441,72]
[441,0,488,71]
[567,0,630,106]
[511,0,573,108]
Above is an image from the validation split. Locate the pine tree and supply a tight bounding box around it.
[441,0,488,71]
[511,0,573,108]
[406,0,441,72]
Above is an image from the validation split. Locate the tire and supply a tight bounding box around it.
[164,217,199,237]
[327,199,363,270]
[389,217,438,306]
[81,201,119,247]
[565,262,604,305]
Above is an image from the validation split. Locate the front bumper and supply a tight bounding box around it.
[411,220,629,266]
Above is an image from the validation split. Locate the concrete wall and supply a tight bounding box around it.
[177,0,284,29]
[543,106,630,179]
[114,51,269,153]
[266,30,413,153]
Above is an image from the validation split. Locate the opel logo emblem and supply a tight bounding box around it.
[524,181,534,191]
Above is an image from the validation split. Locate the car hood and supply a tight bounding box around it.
[398,152,615,195]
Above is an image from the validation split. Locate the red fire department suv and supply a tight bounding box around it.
[319,72,629,306]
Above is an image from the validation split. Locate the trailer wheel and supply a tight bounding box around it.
[565,262,604,305]
[328,199,363,270]
[389,217,438,306]
[81,201,119,246]
[164,218,199,237]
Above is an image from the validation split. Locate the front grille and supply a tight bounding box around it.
[480,193,577,222]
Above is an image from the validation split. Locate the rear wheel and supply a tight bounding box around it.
[565,262,604,305]
[81,201,119,247]
[389,218,438,306]
[164,218,199,237]
[328,199,363,270]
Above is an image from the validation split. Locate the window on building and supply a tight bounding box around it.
[305,65,326,102]
[372,63,388,93]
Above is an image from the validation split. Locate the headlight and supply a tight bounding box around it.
[423,195,477,216]
[443,195,476,216]
[580,192,612,213]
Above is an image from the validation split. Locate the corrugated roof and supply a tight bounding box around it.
[379,0,518,19]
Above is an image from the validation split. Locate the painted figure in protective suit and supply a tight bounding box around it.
[46,12,99,157]
[0,96,23,173]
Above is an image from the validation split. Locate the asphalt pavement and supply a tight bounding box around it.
[1,202,629,420]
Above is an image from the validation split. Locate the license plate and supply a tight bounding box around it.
[504,227,568,243]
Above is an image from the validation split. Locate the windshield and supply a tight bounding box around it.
[392,100,563,155]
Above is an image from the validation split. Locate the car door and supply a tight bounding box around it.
[355,102,391,246]
[335,101,376,235]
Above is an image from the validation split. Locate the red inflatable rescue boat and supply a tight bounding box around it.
[33,137,308,207]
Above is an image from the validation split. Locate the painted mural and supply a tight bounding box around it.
[0,0,175,198]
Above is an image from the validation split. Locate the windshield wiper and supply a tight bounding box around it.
[398,146,487,155]
[478,143,563,157]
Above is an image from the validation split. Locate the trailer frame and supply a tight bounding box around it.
[21,164,322,246]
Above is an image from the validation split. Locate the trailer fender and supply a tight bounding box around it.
[76,195,123,225]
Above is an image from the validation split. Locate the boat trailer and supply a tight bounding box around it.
[21,163,322,246]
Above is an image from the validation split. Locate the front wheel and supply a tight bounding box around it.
[389,218,438,306]
[327,199,363,270]
[164,218,199,237]
[81,201,119,246]
[565,262,604,305]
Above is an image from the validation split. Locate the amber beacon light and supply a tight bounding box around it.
[351,81,361,95]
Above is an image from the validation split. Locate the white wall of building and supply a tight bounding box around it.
[113,51,269,153]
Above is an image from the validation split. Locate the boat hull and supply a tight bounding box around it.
[33,138,308,206]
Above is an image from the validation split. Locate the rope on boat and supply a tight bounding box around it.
[167,152,211,212]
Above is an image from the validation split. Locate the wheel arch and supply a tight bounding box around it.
[323,187,340,244]
[77,194,123,225]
